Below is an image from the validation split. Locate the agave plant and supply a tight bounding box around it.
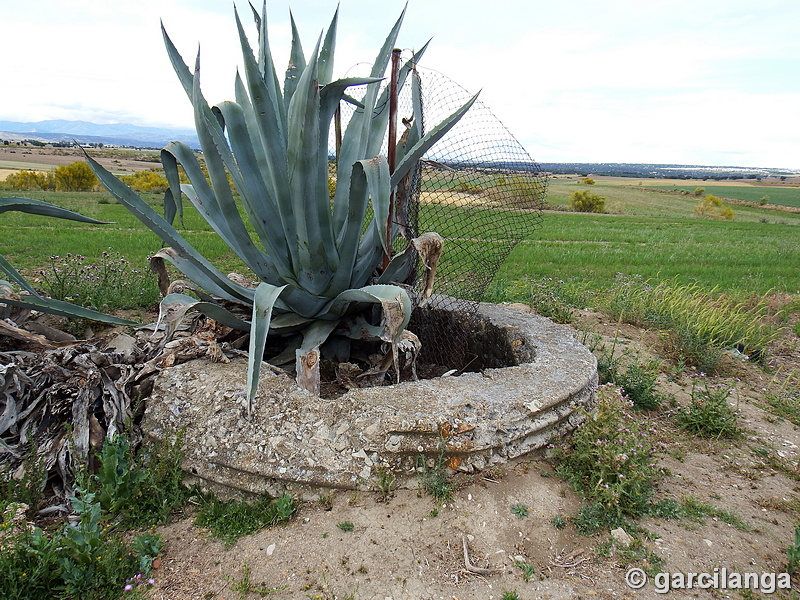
[86,3,476,408]
[0,196,136,344]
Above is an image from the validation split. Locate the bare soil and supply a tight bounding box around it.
[143,306,800,600]
[0,146,160,178]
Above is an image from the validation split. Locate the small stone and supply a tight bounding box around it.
[610,527,634,547]
[266,543,276,556]
[703,539,713,547]
[352,449,368,460]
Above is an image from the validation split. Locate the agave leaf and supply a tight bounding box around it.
[295,319,339,395]
[0,255,39,297]
[287,35,336,292]
[0,294,135,326]
[160,148,184,226]
[284,11,307,110]
[246,282,288,413]
[213,100,293,269]
[0,196,110,224]
[156,292,252,336]
[326,284,411,340]
[318,6,338,86]
[329,157,390,295]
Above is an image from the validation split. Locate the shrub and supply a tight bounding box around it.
[2,170,55,191]
[693,194,734,220]
[551,385,664,531]
[569,190,605,213]
[119,169,169,193]
[54,161,98,192]
[581,177,595,185]
[676,375,739,438]
[693,187,705,196]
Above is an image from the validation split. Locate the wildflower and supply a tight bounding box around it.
[124,584,133,592]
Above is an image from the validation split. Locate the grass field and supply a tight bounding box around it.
[2,179,800,303]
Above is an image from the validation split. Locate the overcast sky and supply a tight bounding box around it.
[2,0,798,168]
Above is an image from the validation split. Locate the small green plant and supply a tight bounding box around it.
[0,491,163,600]
[611,357,667,411]
[337,521,355,532]
[786,524,800,574]
[501,591,521,600]
[514,559,535,582]
[551,384,664,533]
[527,277,579,323]
[375,467,396,502]
[225,561,285,599]
[678,496,751,530]
[0,446,48,517]
[551,515,568,530]
[94,434,147,516]
[195,492,297,547]
[676,375,740,438]
[416,440,454,506]
[511,503,529,519]
[569,189,605,213]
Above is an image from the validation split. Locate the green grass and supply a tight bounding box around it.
[3,183,800,303]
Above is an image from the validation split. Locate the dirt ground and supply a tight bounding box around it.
[143,308,800,600]
[0,146,159,179]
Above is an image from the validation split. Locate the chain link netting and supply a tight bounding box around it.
[332,62,547,371]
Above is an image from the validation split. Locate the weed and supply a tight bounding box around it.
[514,559,535,582]
[761,372,800,427]
[225,561,285,599]
[678,496,751,530]
[600,276,777,371]
[337,521,355,532]
[501,591,521,600]
[511,503,529,519]
[94,434,146,515]
[375,467,395,502]
[35,249,159,311]
[551,385,665,533]
[416,439,454,506]
[195,492,297,547]
[551,515,568,530]
[527,277,579,323]
[0,491,163,600]
[786,525,800,574]
[648,498,682,519]
[676,375,740,438]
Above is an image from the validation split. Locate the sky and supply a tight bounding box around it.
[2,0,798,169]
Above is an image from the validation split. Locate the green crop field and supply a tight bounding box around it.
[2,179,800,304]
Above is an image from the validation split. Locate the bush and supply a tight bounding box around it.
[2,170,55,191]
[693,194,734,220]
[54,161,98,191]
[581,177,595,185]
[551,385,664,530]
[119,169,169,193]
[569,190,605,213]
[676,375,739,438]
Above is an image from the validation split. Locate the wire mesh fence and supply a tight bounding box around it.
[333,61,547,371]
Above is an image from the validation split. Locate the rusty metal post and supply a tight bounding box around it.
[383,48,401,270]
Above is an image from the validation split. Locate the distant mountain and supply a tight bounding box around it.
[0,119,199,149]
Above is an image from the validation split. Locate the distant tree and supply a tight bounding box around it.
[569,190,606,213]
[54,161,98,191]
